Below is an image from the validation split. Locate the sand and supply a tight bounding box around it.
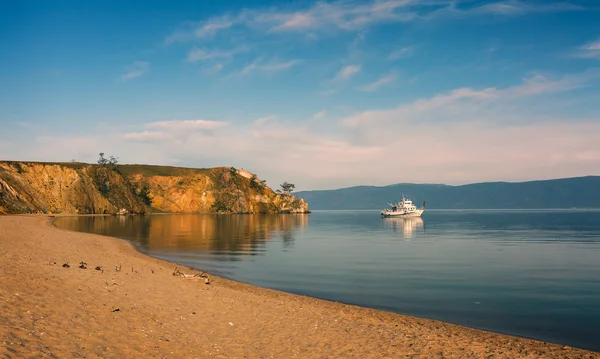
[0,215,598,359]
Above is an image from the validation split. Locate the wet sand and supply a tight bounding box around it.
[1,215,598,359]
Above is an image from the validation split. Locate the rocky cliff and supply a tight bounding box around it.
[0,161,309,215]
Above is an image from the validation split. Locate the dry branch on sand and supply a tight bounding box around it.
[172,267,210,284]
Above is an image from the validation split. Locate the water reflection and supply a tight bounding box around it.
[382,217,424,238]
[56,214,309,256]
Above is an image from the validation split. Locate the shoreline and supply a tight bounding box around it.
[1,215,598,358]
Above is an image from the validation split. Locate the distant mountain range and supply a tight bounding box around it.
[294,176,600,210]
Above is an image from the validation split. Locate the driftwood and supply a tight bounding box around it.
[172,267,210,284]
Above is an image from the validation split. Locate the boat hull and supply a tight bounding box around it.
[380,209,424,218]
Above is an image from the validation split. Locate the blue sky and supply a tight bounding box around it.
[1,0,600,189]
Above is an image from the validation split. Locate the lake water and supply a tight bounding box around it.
[54,210,600,351]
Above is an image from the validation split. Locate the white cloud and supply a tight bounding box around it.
[166,1,583,41]
[312,110,326,119]
[186,47,246,63]
[361,73,397,91]
[241,59,301,74]
[574,39,600,59]
[121,61,149,81]
[344,71,597,127]
[147,120,228,131]
[273,13,315,31]
[389,46,414,60]
[194,18,234,38]
[253,115,277,126]
[427,0,582,19]
[122,120,228,143]
[123,131,170,142]
[334,65,361,81]
[15,114,600,190]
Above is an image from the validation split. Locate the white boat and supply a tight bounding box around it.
[380,194,425,217]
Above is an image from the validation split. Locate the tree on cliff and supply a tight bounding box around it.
[278,182,295,194]
[98,153,120,172]
[98,153,108,166]
[138,185,152,206]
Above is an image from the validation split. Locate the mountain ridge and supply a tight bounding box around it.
[294,176,600,210]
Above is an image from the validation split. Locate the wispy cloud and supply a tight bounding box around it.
[253,115,277,126]
[186,46,246,62]
[121,61,149,81]
[195,18,234,38]
[166,1,583,41]
[361,73,397,91]
[574,38,600,59]
[427,0,583,19]
[343,71,598,128]
[333,65,361,81]
[312,110,326,119]
[470,1,583,15]
[147,120,228,131]
[123,131,170,142]
[123,120,228,142]
[389,46,414,60]
[241,59,301,74]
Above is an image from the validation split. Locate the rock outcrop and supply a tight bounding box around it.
[0,162,309,215]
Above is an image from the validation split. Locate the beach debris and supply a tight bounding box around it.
[115,264,122,272]
[229,322,233,326]
[79,261,87,269]
[95,266,102,271]
[62,263,70,268]
[111,308,120,312]
[172,267,210,284]
[151,268,155,274]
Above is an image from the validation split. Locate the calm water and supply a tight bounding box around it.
[55,210,600,351]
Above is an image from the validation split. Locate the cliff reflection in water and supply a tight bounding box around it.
[56,214,309,257]
[382,217,424,238]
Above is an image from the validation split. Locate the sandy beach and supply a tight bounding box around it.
[1,215,598,359]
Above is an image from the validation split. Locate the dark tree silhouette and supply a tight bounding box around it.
[139,185,152,206]
[97,153,108,166]
[280,182,295,194]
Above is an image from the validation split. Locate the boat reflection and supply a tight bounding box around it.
[382,217,424,238]
[55,214,309,256]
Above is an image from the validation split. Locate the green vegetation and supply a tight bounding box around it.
[138,185,152,206]
[92,167,111,196]
[118,164,210,177]
[249,175,267,192]
[277,181,295,194]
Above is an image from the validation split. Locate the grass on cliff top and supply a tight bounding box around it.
[118,164,211,177]
[1,161,212,177]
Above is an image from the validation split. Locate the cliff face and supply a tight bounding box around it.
[0,162,309,215]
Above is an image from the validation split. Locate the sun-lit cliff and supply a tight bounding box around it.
[0,161,309,215]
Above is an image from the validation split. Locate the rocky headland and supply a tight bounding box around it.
[0,161,309,215]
